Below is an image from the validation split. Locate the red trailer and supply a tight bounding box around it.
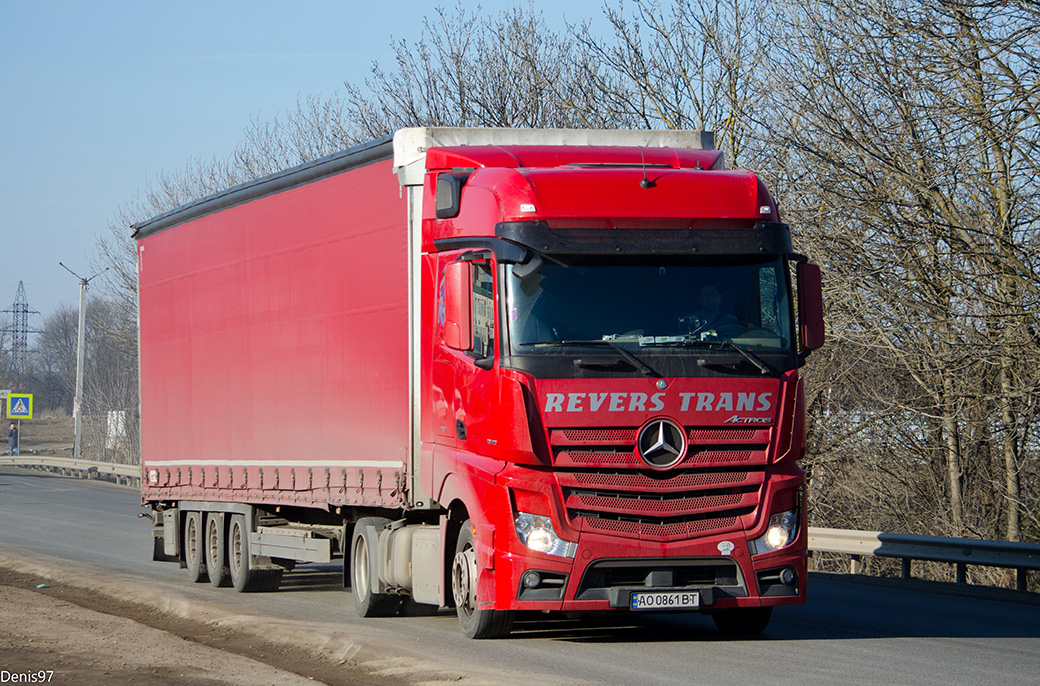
[136,127,824,638]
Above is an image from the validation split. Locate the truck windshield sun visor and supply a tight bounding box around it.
[433,236,532,265]
[495,221,794,256]
[511,252,543,279]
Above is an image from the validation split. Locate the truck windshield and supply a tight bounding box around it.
[506,255,793,354]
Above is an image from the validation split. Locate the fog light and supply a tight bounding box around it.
[751,509,798,554]
[780,567,796,586]
[514,512,577,558]
[522,571,542,589]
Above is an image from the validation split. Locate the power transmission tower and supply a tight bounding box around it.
[2,281,40,375]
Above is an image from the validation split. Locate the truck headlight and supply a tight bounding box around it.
[514,513,577,558]
[751,510,798,555]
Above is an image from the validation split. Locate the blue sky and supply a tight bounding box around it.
[0,0,605,324]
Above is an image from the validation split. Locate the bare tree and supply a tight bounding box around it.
[80,298,139,464]
[573,0,771,166]
[766,0,1040,540]
[343,2,635,136]
[32,305,79,413]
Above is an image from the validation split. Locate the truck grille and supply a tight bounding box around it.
[550,426,769,541]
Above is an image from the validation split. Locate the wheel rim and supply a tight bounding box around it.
[452,548,477,616]
[353,534,370,600]
[186,517,199,565]
[230,520,243,576]
[207,519,218,565]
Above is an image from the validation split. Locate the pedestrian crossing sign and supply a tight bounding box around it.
[7,393,32,419]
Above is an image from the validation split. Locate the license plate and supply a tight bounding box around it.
[630,591,700,611]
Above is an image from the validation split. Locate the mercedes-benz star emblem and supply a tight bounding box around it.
[636,418,687,469]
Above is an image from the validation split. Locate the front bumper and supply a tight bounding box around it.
[489,527,806,612]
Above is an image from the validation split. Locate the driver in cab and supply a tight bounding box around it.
[681,284,744,339]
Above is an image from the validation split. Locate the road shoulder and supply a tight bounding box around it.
[0,562,431,686]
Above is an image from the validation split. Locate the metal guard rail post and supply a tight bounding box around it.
[809,526,1040,592]
[0,456,139,481]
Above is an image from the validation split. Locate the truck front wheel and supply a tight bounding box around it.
[452,520,514,639]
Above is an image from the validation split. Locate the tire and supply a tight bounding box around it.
[350,517,400,617]
[184,511,208,583]
[228,513,282,593]
[452,519,514,639]
[711,607,772,635]
[205,512,231,588]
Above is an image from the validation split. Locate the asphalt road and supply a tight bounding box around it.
[2,466,1039,686]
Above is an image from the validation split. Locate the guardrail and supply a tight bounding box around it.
[809,526,1040,592]
[0,455,139,482]
[3,457,1038,593]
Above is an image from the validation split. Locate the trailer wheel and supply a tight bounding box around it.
[205,512,231,588]
[452,519,514,639]
[350,517,400,617]
[711,607,772,635]
[228,513,282,593]
[184,511,208,583]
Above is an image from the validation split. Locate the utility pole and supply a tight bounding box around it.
[59,263,108,461]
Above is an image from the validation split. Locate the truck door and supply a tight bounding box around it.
[433,253,496,452]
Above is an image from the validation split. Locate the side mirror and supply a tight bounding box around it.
[797,262,825,352]
[443,261,472,350]
[436,173,466,219]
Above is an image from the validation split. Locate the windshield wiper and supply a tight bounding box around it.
[638,336,774,375]
[529,338,659,377]
[701,340,774,376]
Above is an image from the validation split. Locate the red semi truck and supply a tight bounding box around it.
[136,127,824,638]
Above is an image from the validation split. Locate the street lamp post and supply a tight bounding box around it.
[59,262,107,461]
